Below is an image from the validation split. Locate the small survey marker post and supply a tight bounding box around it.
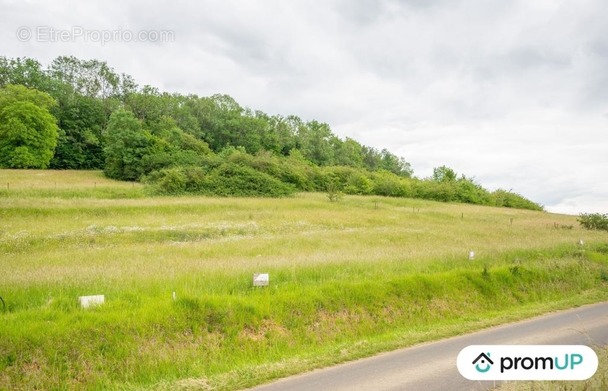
[253,273,269,287]
[79,295,105,309]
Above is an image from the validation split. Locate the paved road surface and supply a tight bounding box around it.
[248,302,608,391]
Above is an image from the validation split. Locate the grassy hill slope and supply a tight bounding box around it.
[0,170,607,390]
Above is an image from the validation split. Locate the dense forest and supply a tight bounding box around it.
[0,55,542,210]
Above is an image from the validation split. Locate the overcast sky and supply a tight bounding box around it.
[2,0,607,214]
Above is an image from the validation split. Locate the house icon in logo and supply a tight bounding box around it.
[472,352,494,373]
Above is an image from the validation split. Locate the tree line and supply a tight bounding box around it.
[0,55,543,210]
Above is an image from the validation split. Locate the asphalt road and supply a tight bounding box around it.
[248,302,608,391]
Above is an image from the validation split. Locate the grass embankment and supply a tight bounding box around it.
[1,170,607,390]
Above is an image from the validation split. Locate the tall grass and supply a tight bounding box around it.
[1,170,607,390]
[0,169,144,199]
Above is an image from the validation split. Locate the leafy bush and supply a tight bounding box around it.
[277,158,317,191]
[344,171,373,195]
[146,167,187,194]
[371,170,409,197]
[456,179,491,204]
[145,162,296,197]
[201,163,295,197]
[413,180,456,202]
[490,189,543,211]
[214,148,318,192]
[578,213,608,231]
[181,166,207,192]
[145,166,211,195]
[324,166,354,186]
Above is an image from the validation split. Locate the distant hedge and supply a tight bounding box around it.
[578,213,608,231]
[145,162,295,197]
[142,147,544,211]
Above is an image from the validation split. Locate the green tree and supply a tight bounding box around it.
[103,109,153,180]
[432,165,457,182]
[0,57,52,91]
[139,115,211,173]
[124,85,164,125]
[48,56,126,99]
[49,56,132,127]
[50,95,106,169]
[380,149,413,177]
[361,146,382,171]
[0,84,58,168]
[298,120,334,166]
[201,95,265,153]
[261,115,297,155]
[333,137,364,167]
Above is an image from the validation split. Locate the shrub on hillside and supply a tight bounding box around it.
[146,163,295,197]
[372,170,410,197]
[203,163,295,197]
[323,166,358,190]
[278,157,317,191]
[413,180,457,202]
[578,213,608,231]
[145,166,211,195]
[491,189,543,211]
[344,171,374,195]
[217,147,318,191]
[146,167,188,194]
[456,178,491,204]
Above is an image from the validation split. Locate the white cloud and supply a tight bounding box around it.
[1,0,607,214]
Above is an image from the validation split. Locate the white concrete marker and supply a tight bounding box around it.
[79,295,105,309]
[253,273,269,287]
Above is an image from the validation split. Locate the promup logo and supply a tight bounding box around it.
[472,352,494,373]
[457,345,598,381]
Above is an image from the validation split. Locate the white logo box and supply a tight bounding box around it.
[457,345,598,381]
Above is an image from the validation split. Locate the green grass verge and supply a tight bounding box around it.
[0,170,607,390]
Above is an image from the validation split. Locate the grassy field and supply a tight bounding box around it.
[1,169,607,390]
